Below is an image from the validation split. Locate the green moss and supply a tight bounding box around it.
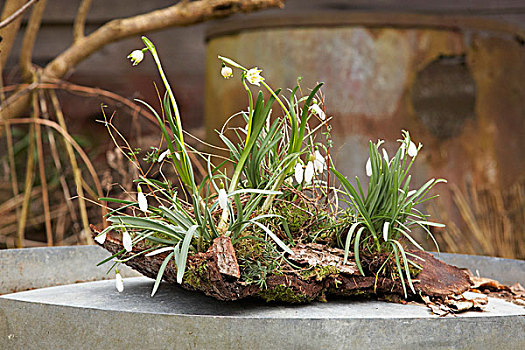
[300,265,339,281]
[183,262,208,289]
[257,284,313,303]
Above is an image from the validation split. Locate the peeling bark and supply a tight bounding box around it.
[91,225,472,303]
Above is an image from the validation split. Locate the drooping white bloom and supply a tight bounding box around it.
[245,67,264,86]
[94,231,106,244]
[137,191,148,212]
[304,161,314,184]
[382,148,390,163]
[309,103,326,120]
[127,50,144,66]
[366,157,372,177]
[221,66,233,79]
[408,141,418,157]
[158,149,170,163]
[313,150,326,173]
[294,162,304,183]
[123,231,132,252]
[115,272,124,292]
[218,188,228,210]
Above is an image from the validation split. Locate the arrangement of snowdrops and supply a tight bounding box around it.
[95,37,446,298]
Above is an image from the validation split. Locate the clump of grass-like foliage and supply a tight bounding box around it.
[95,37,446,299]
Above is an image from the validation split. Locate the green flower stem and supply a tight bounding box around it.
[242,76,254,146]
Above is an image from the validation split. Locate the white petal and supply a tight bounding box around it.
[115,273,124,292]
[383,221,390,242]
[313,150,326,173]
[382,148,389,163]
[218,188,228,210]
[309,104,325,120]
[221,66,233,79]
[145,246,174,257]
[158,149,169,163]
[304,162,314,184]
[123,232,132,252]
[365,157,372,177]
[138,191,148,212]
[400,143,406,159]
[408,141,418,157]
[294,163,304,183]
[94,232,106,244]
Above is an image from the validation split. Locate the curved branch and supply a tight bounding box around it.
[73,0,92,42]
[0,0,39,29]
[19,0,47,80]
[1,0,285,120]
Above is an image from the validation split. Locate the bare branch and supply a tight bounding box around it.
[73,0,92,43]
[1,0,285,120]
[19,0,47,81]
[0,0,26,69]
[0,0,39,29]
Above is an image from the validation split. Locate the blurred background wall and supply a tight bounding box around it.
[1,0,524,257]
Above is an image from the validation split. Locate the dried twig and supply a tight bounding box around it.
[73,0,92,42]
[0,0,40,29]
[1,0,285,120]
[35,87,53,245]
[19,0,47,80]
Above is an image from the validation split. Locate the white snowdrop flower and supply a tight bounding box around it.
[115,271,124,292]
[366,157,372,177]
[158,149,169,163]
[221,65,233,79]
[294,162,304,183]
[313,150,326,173]
[382,148,390,163]
[94,231,106,244]
[137,191,148,212]
[309,104,326,120]
[218,188,228,210]
[127,50,144,66]
[245,67,264,86]
[304,161,314,184]
[408,141,418,157]
[122,231,132,252]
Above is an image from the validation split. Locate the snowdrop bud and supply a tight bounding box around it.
[115,271,124,292]
[122,231,132,252]
[218,188,228,210]
[382,148,389,163]
[366,157,372,177]
[221,64,233,79]
[94,231,106,244]
[137,188,148,213]
[245,67,264,86]
[309,103,326,120]
[158,149,169,163]
[294,162,304,183]
[408,141,418,157]
[313,150,326,173]
[127,50,144,66]
[304,161,314,184]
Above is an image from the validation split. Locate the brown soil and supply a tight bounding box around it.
[91,225,472,303]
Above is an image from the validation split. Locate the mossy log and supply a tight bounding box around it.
[91,225,471,303]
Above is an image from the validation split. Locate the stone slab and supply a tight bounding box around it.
[1,276,524,349]
[0,246,140,295]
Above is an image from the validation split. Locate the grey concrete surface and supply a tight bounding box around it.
[0,246,140,295]
[0,248,524,349]
[1,277,524,350]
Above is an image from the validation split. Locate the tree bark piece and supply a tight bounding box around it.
[91,225,472,303]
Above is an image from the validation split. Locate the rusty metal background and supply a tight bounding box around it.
[204,14,525,250]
